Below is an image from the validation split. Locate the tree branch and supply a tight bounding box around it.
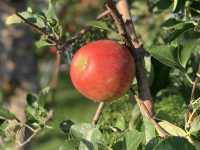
[190,64,200,103]
[106,0,153,114]
[50,52,61,89]
[186,64,200,127]
[133,94,168,137]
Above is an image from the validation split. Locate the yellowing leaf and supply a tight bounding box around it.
[5,14,22,25]
[159,120,187,137]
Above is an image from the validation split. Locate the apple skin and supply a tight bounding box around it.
[49,46,57,55]
[70,40,135,102]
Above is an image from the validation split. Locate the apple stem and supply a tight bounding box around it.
[92,102,105,125]
[97,9,110,20]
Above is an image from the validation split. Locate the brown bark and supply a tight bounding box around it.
[106,0,168,137]
[107,0,153,114]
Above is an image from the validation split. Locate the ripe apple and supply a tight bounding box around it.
[79,0,98,6]
[49,46,57,55]
[70,40,135,102]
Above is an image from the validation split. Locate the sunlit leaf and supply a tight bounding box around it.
[5,14,22,25]
[35,39,52,48]
[158,120,187,137]
[46,0,58,20]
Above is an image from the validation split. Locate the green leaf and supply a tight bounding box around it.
[189,116,200,136]
[158,120,187,137]
[59,141,76,150]
[0,107,16,120]
[173,0,186,12]
[130,104,141,128]
[154,0,172,10]
[114,114,126,131]
[147,45,184,70]
[161,18,182,29]
[164,23,194,42]
[5,14,22,25]
[154,136,196,150]
[143,117,156,143]
[26,106,38,123]
[26,93,38,106]
[178,39,200,68]
[35,39,52,48]
[155,95,186,127]
[0,121,9,135]
[25,91,48,126]
[125,129,144,150]
[191,139,200,150]
[12,10,46,28]
[70,123,105,149]
[145,137,163,150]
[46,0,58,20]
[87,21,112,31]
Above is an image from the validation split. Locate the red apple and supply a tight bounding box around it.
[79,0,98,6]
[70,40,135,102]
[49,46,57,55]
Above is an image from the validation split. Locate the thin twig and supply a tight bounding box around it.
[134,95,168,137]
[22,123,35,132]
[186,64,200,127]
[50,52,61,89]
[17,128,39,147]
[15,13,57,44]
[190,64,200,103]
[63,29,87,47]
[92,102,105,125]
[63,9,111,47]
[97,9,110,19]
